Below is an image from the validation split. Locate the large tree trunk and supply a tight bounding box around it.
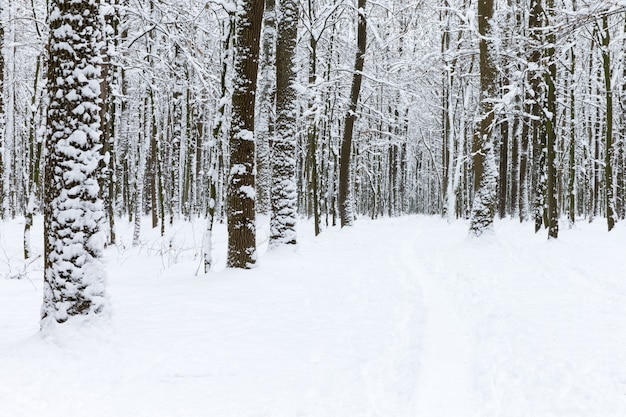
[227,0,264,268]
[338,0,367,227]
[42,0,106,326]
[468,0,497,236]
[270,0,299,246]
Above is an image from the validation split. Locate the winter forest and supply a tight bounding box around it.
[2,0,626,416]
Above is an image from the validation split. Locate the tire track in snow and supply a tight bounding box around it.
[402,228,478,417]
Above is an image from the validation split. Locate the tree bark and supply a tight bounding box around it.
[338,0,367,227]
[256,0,275,216]
[601,15,616,231]
[544,0,559,239]
[227,0,265,268]
[270,0,299,246]
[42,0,106,325]
[469,0,497,236]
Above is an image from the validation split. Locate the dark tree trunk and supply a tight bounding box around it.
[601,15,616,231]
[24,54,44,259]
[338,0,367,227]
[568,39,576,226]
[227,0,265,268]
[469,0,497,236]
[499,116,509,219]
[307,0,321,236]
[544,0,558,239]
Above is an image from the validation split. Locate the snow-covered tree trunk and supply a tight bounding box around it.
[270,0,298,246]
[305,0,321,236]
[227,0,264,268]
[527,0,544,232]
[132,113,148,246]
[469,0,497,236]
[601,15,616,232]
[99,0,117,245]
[568,38,576,227]
[256,0,275,216]
[2,2,14,219]
[0,3,5,219]
[205,18,233,271]
[338,0,367,228]
[544,0,558,239]
[42,0,107,325]
[444,68,456,222]
[618,16,626,221]
[203,149,218,272]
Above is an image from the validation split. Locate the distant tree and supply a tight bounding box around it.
[42,0,107,325]
[227,0,265,268]
[600,15,616,231]
[270,0,298,245]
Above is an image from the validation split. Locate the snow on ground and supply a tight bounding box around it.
[1,214,625,417]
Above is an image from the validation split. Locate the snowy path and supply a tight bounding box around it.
[2,215,626,417]
[402,230,477,417]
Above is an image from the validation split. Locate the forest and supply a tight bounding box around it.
[1,0,625,309]
[2,1,626,415]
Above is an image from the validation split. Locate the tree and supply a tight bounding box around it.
[0,3,5,214]
[270,0,299,246]
[99,0,120,245]
[468,0,497,236]
[41,0,107,325]
[543,0,558,239]
[600,14,616,231]
[227,0,265,268]
[256,0,276,216]
[338,0,367,227]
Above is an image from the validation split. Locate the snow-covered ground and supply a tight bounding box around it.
[1,215,625,417]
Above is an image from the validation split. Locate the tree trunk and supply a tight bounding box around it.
[469,0,497,236]
[24,54,44,259]
[307,0,321,236]
[0,4,5,218]
[568,15,577,227]
[544,0,558,239]
[227,0,264,268]
[338,0,367,227]
[270,0,299,246]
[256,0,275,216]
[42,0,106,326]
[601,15,616,231]
[498,115,509,219]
